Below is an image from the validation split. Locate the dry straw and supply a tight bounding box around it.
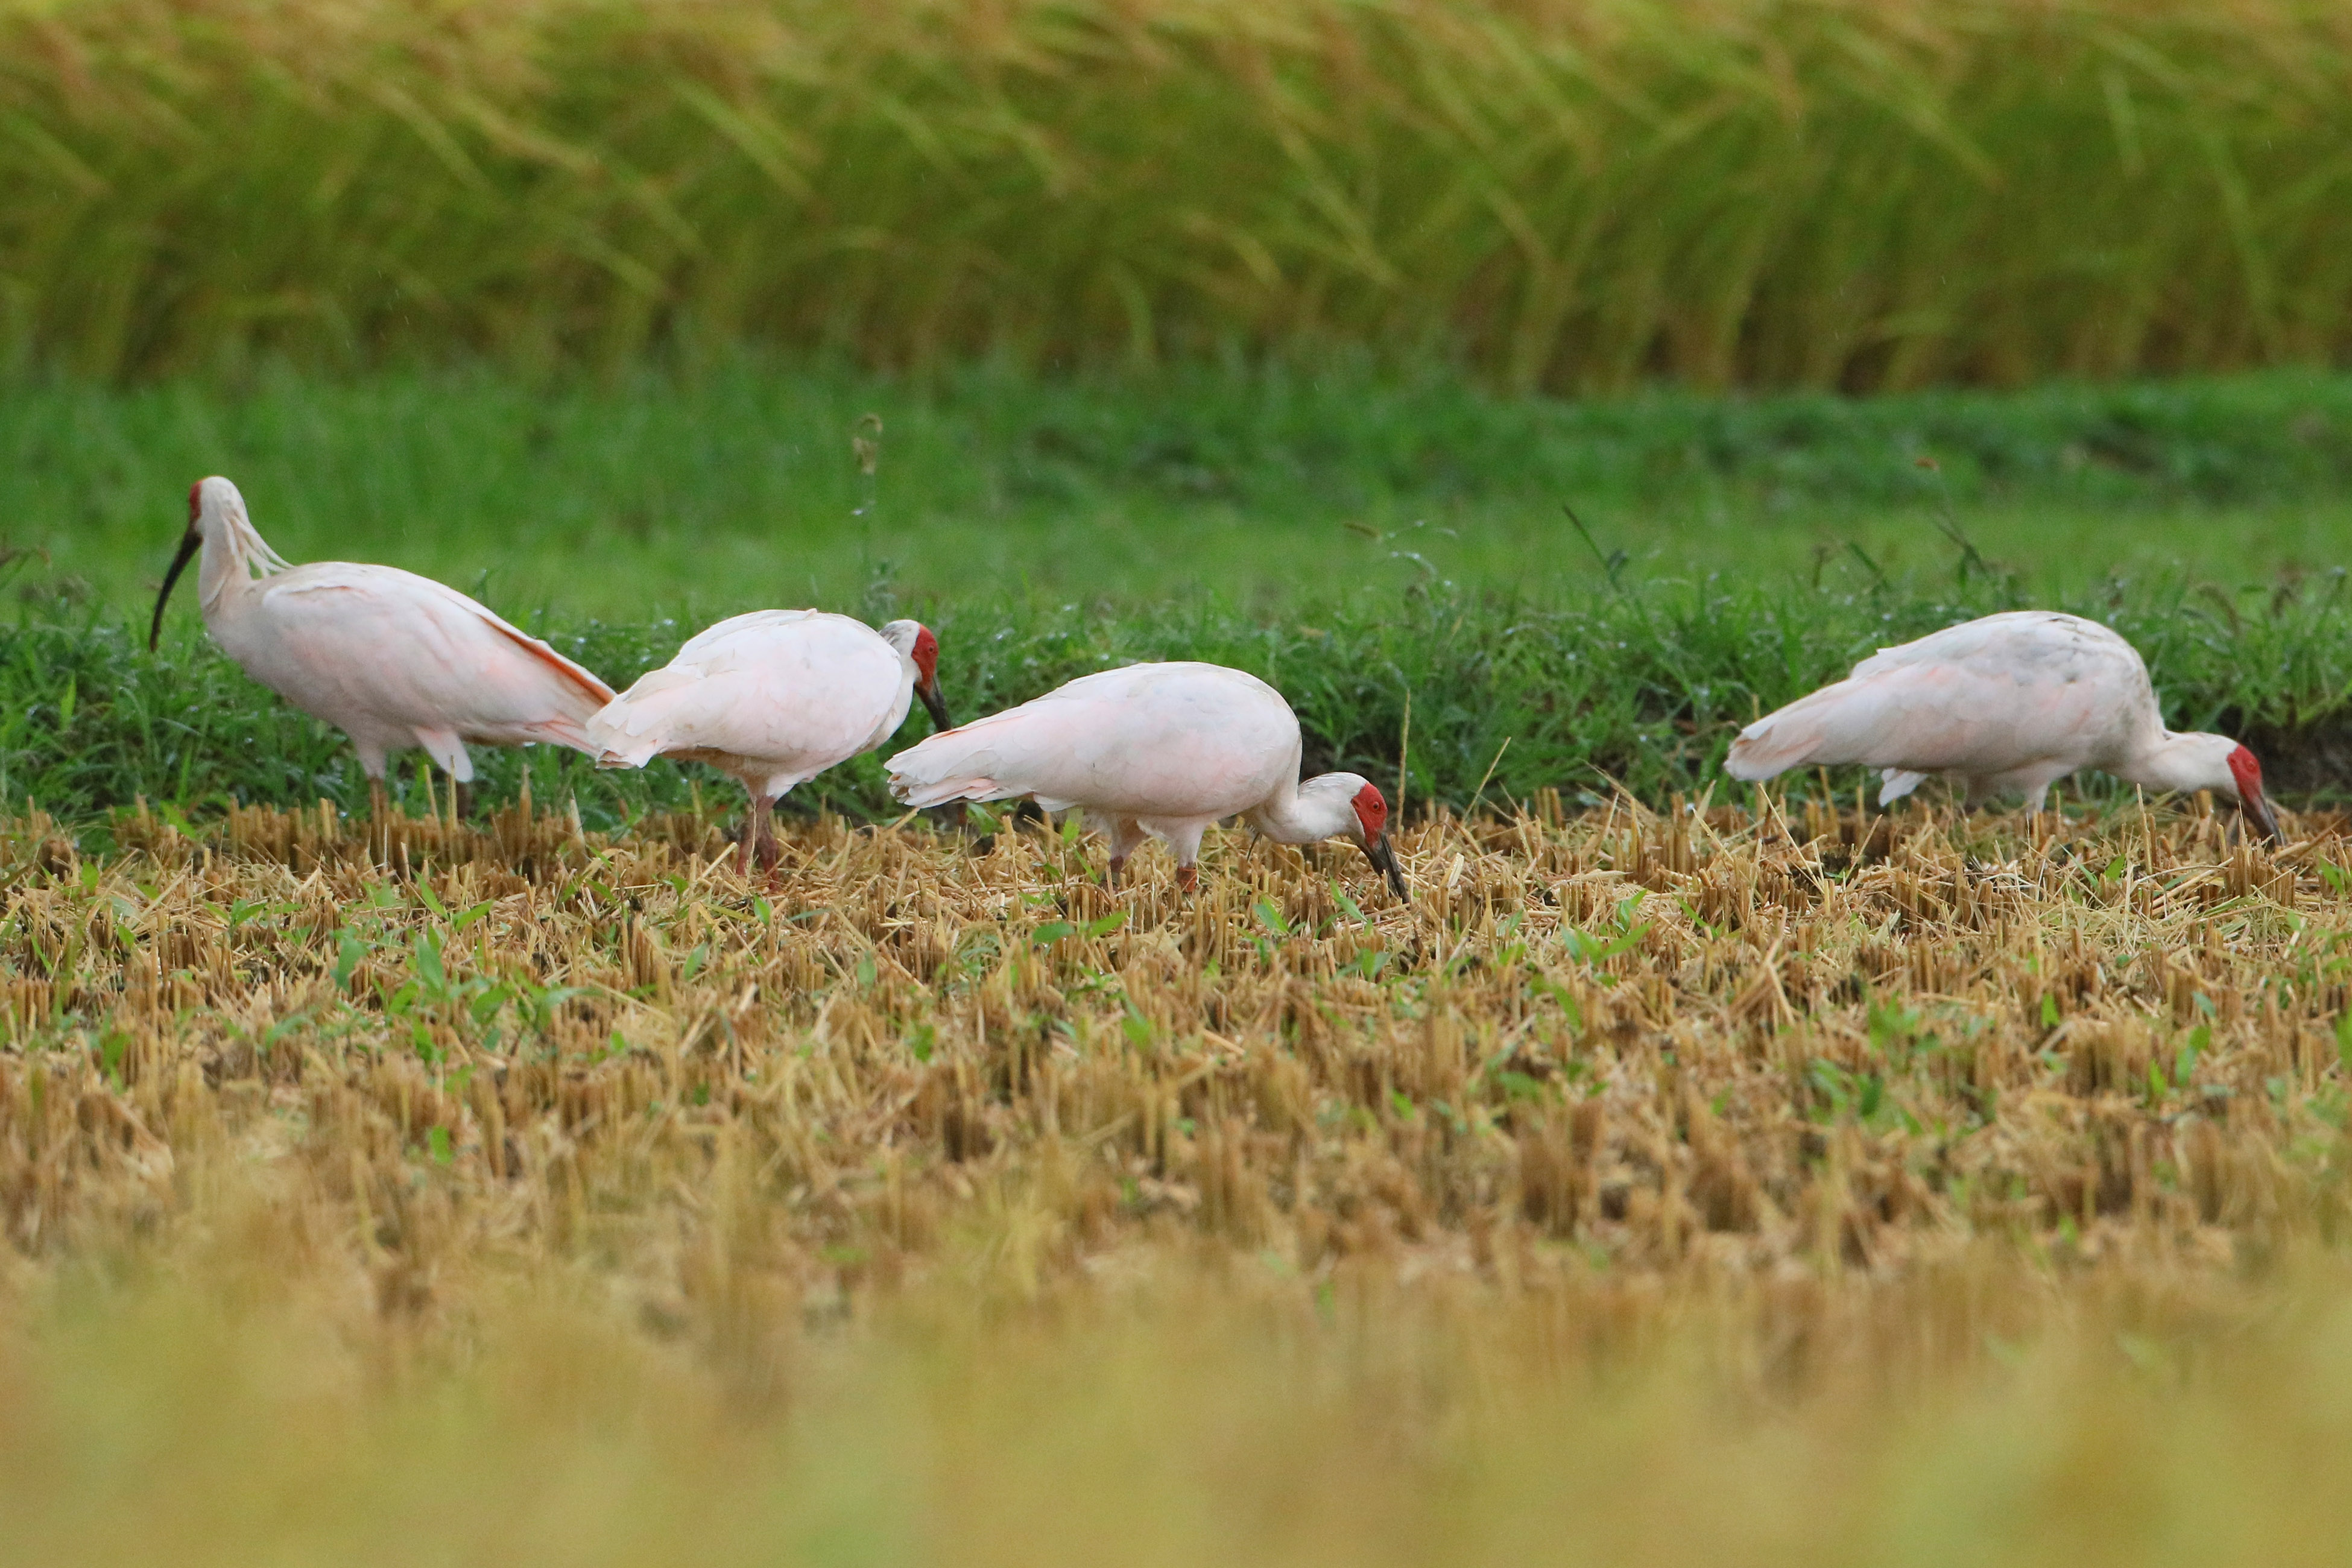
[4,789,2347,1339]
[5,0,2352,387]
[7,789,2352,1557]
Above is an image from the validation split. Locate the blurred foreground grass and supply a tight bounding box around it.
[8,1251,2352,1567]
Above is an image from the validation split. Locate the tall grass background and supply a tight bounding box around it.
[7,0,2352,388]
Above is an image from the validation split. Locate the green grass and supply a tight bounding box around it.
[8,363,2352,829]
[12,361,2352,616]
[9,0,2352,390]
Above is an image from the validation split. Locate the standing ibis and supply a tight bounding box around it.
[1725,610,2280,839]
[150,476,615,818]
[585,609,950,875]
[885,660,1408,896]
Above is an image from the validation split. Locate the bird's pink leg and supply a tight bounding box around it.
[1102,816,1145,891]
[737,791,769,879]
[368,778,390,822]
[1177,864,1198,894]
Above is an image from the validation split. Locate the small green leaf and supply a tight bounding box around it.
[413,929,446,992]
[96,1028,128,1083]
[333,932,365,990]
[426,1125,452,1166]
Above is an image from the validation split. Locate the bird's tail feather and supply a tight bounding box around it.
[1877,768,1930,805]
[887,725,1025,807]
[519,713,619,762]
[893,774,1007,808]
[1724,715,1828,782]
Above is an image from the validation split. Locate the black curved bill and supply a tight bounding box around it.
[1364,832,1408,899]
[148,530,202,652]
[2241,786,2282,845]
[917,680,952,733]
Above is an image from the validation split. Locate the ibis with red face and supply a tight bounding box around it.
[1725,610,2281,840]
[885,660,1408,896]
[586,609,952,874]
[149,476,616,816]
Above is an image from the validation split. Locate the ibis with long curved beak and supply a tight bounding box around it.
[150,476,616,816]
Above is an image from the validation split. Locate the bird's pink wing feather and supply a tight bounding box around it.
[1726,614,2146,781]
[887,663,1297,818]
[254,566,613,748]
[587,614,906,783]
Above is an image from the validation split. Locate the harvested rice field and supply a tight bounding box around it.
[7,789,2352,1560]
[9,787,2340,1280]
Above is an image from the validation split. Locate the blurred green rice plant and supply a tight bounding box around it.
[5,0,2352,389]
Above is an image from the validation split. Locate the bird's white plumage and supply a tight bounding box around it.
[887,661,1394,889]
[890,662,1300,819]
[1724,610,2257,816]
[586,610,919,798]
[177,479,613,782]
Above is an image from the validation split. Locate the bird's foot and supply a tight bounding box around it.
[1176,864,1198,894]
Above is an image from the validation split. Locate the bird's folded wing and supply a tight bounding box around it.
[590,631,906,771]
[1730,660,2108,780]
[885,694,1112,806]
[264,567,614,719]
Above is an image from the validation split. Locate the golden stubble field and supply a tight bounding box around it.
[5,787,2352,1564]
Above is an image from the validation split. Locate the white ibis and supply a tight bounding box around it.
[150,476,616,817]
[885,660,1407,896]
[584,609,950,874]
[1725,610,2280,839]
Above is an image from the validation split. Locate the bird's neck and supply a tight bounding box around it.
[197,516,286,619]
[1249,773,1358,846]
[2117,731,2225,797]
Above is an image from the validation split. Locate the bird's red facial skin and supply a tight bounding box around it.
[2228,744,2263,800]
[1351,782,1388,841]
[911,625,940,685]
[186,481,202,529]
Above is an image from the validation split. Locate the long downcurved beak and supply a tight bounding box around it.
[2239,784,2283,845]
[1364,832,1408,900]
[148,529,202,652]
[916,677,952,733]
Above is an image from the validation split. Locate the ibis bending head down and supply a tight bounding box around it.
[584,609,950,876]
[150,476,616,816]
[884,660,1408,897]
[1724,610,2280,841]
